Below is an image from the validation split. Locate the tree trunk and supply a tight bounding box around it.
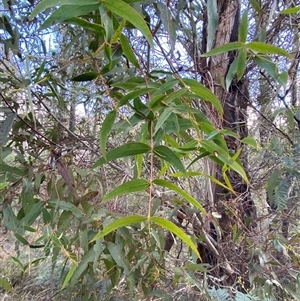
[198,0,256,289]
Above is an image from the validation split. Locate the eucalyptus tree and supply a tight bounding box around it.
[1,0,300,300]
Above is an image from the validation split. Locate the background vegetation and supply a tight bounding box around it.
[1,0,300,300]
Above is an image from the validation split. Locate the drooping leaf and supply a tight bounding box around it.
[151,216,201,259]
[48,199,82,219]
[120,34,140,68]
[206,0,218,52]
[153,179,206,215]
[107,242,130,274]
[118,88,155,107]
[71,72,98,82]
[0,277,13,292]
[154,107,173,134]
[101,0,153,46]
[62,262,77,290]
[200,140,249,182]
[93,142,151,168]
[102,179,150,203]
[91,215,147,241]
[65,17,105,34]
[236,47,247,80]
[254,55,278,79]
[182,79,223,114]
[0,112,16,147]
[100,110,117,158]
[154,145,185,173]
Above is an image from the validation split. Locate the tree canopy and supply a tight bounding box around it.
[1,0,300,300]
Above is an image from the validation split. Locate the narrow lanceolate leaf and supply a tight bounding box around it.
[0,277,13,292]
[90,215,147,241]
[151,216,201,259]
[153,179,207,215]
[118,88,155,107]
[100,0,153,47]
[254,55,278,79]
[236,47,247,80]
[102,179,150,203]
[182,79,223,115]
[62,262,77,290]
[154,107,173,134]
[100,110,117,158]
[238,10,248,43]
[66,18,105,34]
[247,42,292,58]
[120,34,140,68]
[0,112,16,147]
[93,142,151,168]
[241,137,258,148]
[107,242,130,274]
[201,42,244,57]
[154,145,185,173]
[280,6,300,14]
[40,4,101,29]
[201,140,249,182]
[71,72,98,82]
[30,0,99,19]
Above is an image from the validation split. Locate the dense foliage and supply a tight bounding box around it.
[1,0,300,300]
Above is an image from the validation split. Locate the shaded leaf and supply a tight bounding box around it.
[93,142,151,168]
[153,179,206,215]
[71,72,98,82]
[102,179,150,203]
[154,145,185,173]
[100,110,117,158]
[101,0,153,46]
[247,42,291,58]
[62,262,77,290]
[91,215,147,241]
[151,216,201,259]
[120,34,140,68]
[0,277,13,292]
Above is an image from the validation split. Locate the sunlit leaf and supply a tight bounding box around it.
[280,6,300,14]
[241,137,258,148]
[0,277,13,292]
[62,262,77,290]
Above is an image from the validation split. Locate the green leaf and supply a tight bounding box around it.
[238,10,248,43]
[154,107,173,134]
[0,277,13,292]
[71,72,98,82]
[30,0,99,19]
[154,145,185,173]
[14,233,30,245]
[225,55,239,90]
[120,34,140,68]
[151,216,201,259]
[201,42,244,57]
[62,262,77,290]
[0,181,9,191]
[65,17,105,34]
[102,179,150,203]
[48,199,82,219]
[40,4,101,29]
[277,71,289,88]
[236,47,247,80]
[118,88,155,107]
[247,42,292,58]
[200,140,249,182]
[281,6,300,14]
[182,79,223,114]
[100,110,117,158]
[0,112,16,147]
[152,179,206,215]
[90,215,147,241]
[93,142,151,168]
[101,0,153,46]
[206,0,218,52]
[241,137,257,148]
[254,55,278,79]
[250,0,262,14]
[107,242,130,274]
